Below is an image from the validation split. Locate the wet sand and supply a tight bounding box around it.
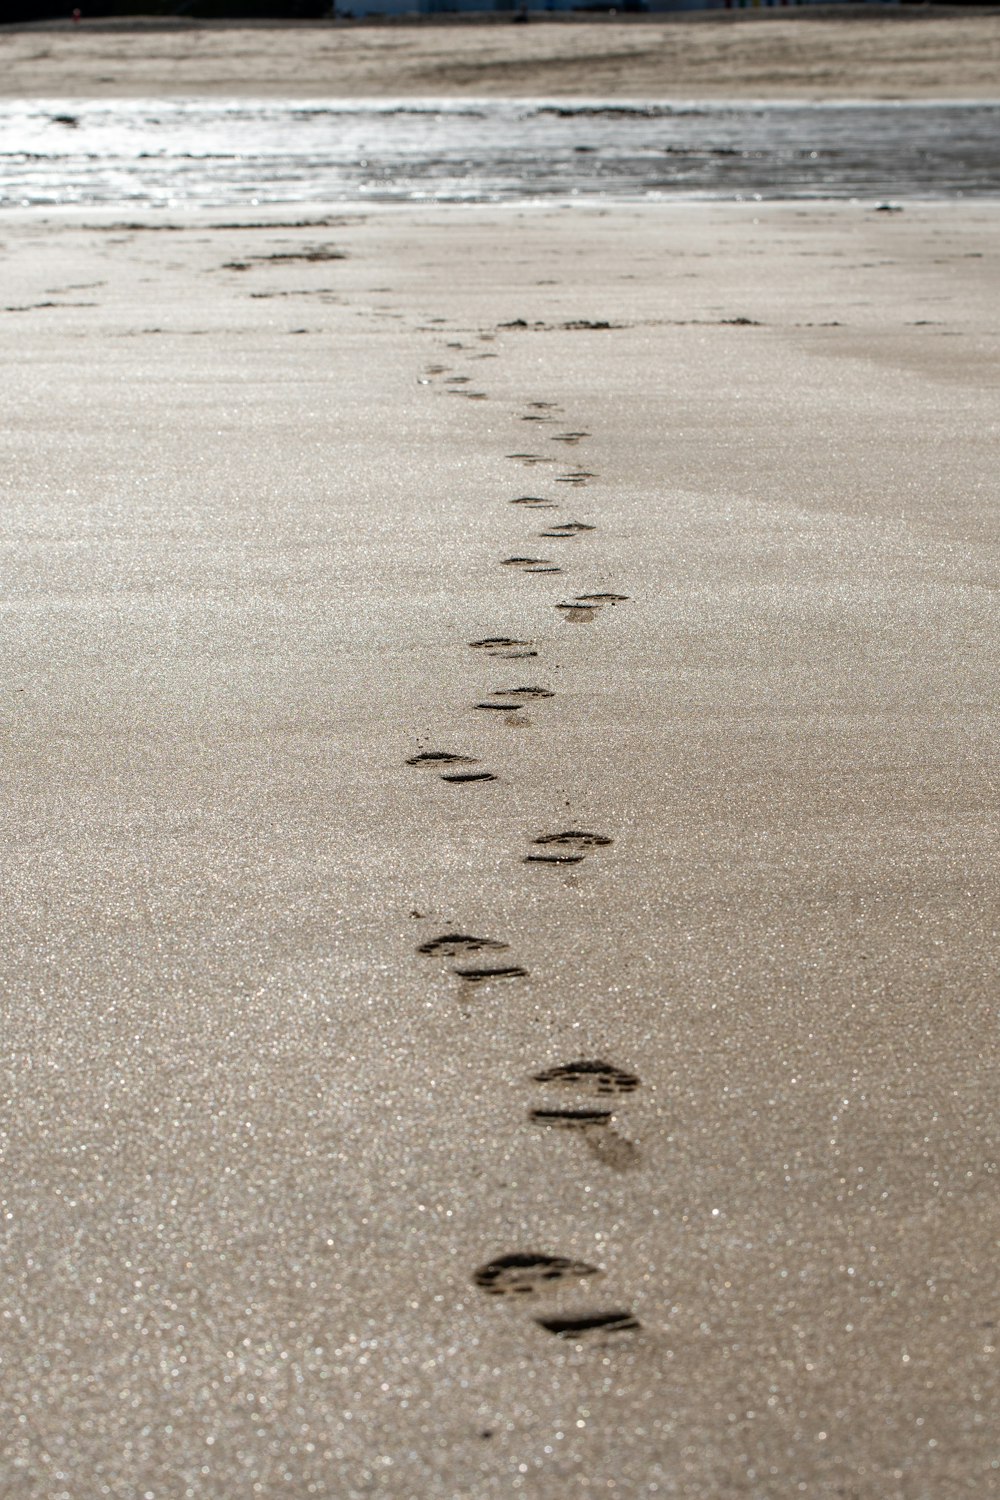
[2,9,1000,101]
[2,197,998,1498]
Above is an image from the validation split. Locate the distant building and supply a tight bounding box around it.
[339,0,895,17]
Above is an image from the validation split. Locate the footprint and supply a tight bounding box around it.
[524,831,613,865]
[527,401,561,411]
[507,454,556,466]
[475,684,553,714]
[538,521,595,540]
[524,850,584,865]
[407,751,478,768]
[585,1133,642,1172]
[456,964,528,983]
[529,1107,613,1129]
[470,638,538,660]
[530,1061,642,1170]
[509,496,557,509]
[550,432,590,445]
[406,752,495,782]
[500,555,563,570]
[534,1310,640,1338]
[555,602,598,623]
[529,1106,640,1172]
[531,1060,639,1096]
[473,1252,601,1297]
[556,471,597,485]
[418,933,508,957]
[555,593,628,622]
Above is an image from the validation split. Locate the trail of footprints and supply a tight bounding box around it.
[411,341,641,1343]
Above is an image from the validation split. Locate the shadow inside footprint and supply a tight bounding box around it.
[574,592,629,605]
[474,1252,600,1297]
[501,686,555,700]
[534,1311,640,1338]
[441,770,497,783]
[510,496,558,509]
[531,1060,639,1095]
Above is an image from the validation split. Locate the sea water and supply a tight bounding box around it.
[1,97,998,209]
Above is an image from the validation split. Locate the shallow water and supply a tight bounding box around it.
[2,97,998,208]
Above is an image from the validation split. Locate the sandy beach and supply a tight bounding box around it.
[3,9,1000,100]
[2,16,998,1500]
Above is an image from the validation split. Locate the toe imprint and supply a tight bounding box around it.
[531,1060,639,1096]
[418,934,508,957]
[473,1253,600,1297]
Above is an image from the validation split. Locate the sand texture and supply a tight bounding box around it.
[2,10,1000,100]
[1,198,998,1497]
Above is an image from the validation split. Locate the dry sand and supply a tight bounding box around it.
[2,9,999,101]
[2,16,999,1500]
